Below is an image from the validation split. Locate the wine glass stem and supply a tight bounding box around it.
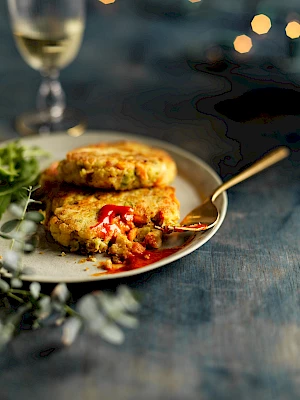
[36,70,66,120]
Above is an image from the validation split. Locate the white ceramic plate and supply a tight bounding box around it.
[0,131,227,282]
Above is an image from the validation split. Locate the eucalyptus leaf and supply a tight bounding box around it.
[36,296,51,319]
[7,231,25,241]
[25,211,44,223]
[3,250,20,272]
[0,321,15,349]
[20,219,36,234]
[55,317,66,326]
[86,314,106,335]
[23,243,34,253]
[117,285,140,312]
[1,219,19,233]
[51,283,70,303]
[96,293,138,328]
[8,203,23,219]
[77,294,100,320]
[32,320,40,330]
[10,278,23,288]
[0,279,10,293]
[0,232,13,240]
[97,293,123,317]
[98,321,124,345]
[62,317,82,346]
[113,312,139,329]
[29,282,41,299]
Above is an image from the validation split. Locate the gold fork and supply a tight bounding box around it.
[157,146,290,233]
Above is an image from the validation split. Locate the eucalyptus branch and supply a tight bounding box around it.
[0,186,140,349]
[9,186,37,251]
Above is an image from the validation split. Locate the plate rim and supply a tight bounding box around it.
[1,130,228,282]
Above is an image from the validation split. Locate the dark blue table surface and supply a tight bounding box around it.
[0,1,299,399]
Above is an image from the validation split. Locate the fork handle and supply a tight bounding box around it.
[211,147,290,202]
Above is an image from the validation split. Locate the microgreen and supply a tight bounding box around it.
[0,141,49,219]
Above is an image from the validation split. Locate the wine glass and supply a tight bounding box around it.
[7,0,86,136]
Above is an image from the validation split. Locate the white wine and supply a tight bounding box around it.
[13,19,84,71]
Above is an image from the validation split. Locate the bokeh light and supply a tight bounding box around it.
[99,0,115,4]
[233,35,253,53]
[189,0,201,3]
[285,21,300,39]
[251,14,272,35]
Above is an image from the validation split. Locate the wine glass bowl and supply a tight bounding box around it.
[7,0,86,136]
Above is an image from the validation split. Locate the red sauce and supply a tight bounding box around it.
[93,235,196,276]
[90,204,134,237]
[92,248,179,275]
[91,249,178,276]
[126,248,179,269]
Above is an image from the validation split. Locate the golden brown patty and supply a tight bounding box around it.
[57,141,177,190]
[41,182,180,258]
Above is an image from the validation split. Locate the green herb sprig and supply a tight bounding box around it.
[0,141,49,219]
[0,186,140,349]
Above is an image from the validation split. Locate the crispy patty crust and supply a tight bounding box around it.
[41,180,180,259]
[57,141,177,190]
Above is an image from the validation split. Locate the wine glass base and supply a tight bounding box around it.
[15,108,87,137]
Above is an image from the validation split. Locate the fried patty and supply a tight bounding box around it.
[57,141,177,190]
[40,178,180,259]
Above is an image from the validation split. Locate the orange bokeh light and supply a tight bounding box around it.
[285,21,300,39]
[189,0,201,3]
[99,0,115,4]
[251,14,272,35]
[233,35,253,54]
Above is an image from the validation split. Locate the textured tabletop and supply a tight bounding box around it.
[0,1,299,399]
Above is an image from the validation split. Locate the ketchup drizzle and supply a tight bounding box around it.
[91,247,180,276]
[90,204,134,237]
[92,234,196,276]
